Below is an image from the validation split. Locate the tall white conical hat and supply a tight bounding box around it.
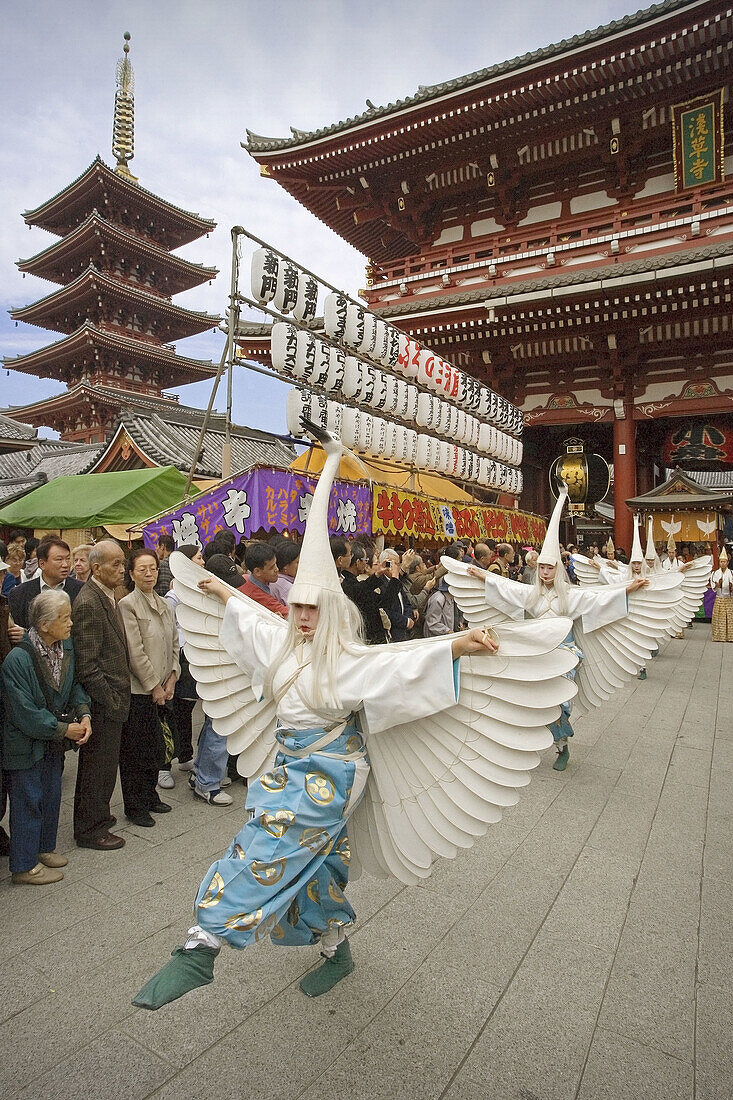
[605,536,615,554]
[538,484,568,566]
[288,421,345,606]
[666,529,677,554]
[645,516,656,560]
[630,516,644,562]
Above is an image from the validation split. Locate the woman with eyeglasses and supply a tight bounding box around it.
[118,548,180,826]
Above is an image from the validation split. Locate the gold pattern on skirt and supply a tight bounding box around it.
[287,898,300,926]
[232,843,246,860]
[299,826,333,854]
[250,858,287,886]
[259,767,288,792]
[712,595,733,642]
[198,871,225,908]
[306,878,321,904]
[345,735,362,754]
[328,880,346,903]
[335,837,351,866]
[327,916,347,930]
[254,913,278,942]
[305,771,336,804]
[271,921,285,940]
[225,909,262,931]
[260,809,295,838]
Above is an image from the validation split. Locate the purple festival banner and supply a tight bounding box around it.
[143,467,372,549]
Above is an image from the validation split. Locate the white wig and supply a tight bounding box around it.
[264,588,364,713]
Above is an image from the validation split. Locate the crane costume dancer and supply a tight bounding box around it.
[711,545,733,641]
[133,424,579,1009]
[572,518,711,649]
[443,487,684,771]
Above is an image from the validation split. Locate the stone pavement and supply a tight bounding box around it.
[0,625,731,1100]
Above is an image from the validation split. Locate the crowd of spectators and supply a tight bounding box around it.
[0,522,647,887]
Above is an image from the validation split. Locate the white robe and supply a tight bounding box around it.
[220,597,458,736]
[712,568,733,597]
[662,557,681,572]
[483,573,628,633]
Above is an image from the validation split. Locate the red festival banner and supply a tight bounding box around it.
[372,484,546,545]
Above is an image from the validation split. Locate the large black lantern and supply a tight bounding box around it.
[549,438,611,514]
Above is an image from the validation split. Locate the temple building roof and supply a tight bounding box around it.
[4,324,218,388]
[23,157,215,248]
[0,440,104,505]
[627,469,733,509]
[10,265,221,341]
[245,0,698,155]
[18,212,218,293]
[89,401,296,478]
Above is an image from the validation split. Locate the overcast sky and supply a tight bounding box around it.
[1,0,635,438]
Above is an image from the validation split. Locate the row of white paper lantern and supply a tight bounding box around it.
[324,293,522,439]
[271,322,523,467]
[287,389,523,496]
[251,246,523,438]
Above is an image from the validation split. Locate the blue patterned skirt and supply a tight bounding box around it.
[548,630,584,743]
[195,722,369,950]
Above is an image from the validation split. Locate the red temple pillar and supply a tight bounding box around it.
[613,405,636,554]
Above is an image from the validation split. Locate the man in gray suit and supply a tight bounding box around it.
[71,541,130,850]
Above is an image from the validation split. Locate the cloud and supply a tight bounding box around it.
[1,0,634,439]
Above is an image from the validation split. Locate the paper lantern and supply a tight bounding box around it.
[417,349,437,390]
[477,387,491,418]
[397,334,420,378]
[403,428,418,465]
[344,303,366,350]
[381,375,400,415]
[385,326,401,369]
[326,348,346,394]
[366,416,386,458]
[273,260,299,314]
[416,434,435,469]
[323,292,348,342]
[341,356,364,399]
[392,378,409,417]
[250,247,278,304]
[404,384,420,424]
[294,330,318,380]
[369,371,389,412]
[360,364,378,406]
[270,321,298,376]
[292,272,319,325]
[354,410,374,454]
[286,387,327,436]
[309,340,332,389]
[340,407,358,449]
[371,319,388,366]
[359,312,378,356]
[416,392,438,429]
[384,422,399,460]
[325,400,344,437]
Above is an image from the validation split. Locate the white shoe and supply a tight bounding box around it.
[157,770,175,789]
[178,759,195,773]
[193,785,233,806]
[220,776,232,787]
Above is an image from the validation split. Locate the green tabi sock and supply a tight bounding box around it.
[553,745,570,771]
[300,939,354,998]
[132,944,219,1010]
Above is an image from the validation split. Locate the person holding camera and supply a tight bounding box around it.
[1,590,91,884]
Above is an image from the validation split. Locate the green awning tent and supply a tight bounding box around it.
[0,466,192,530]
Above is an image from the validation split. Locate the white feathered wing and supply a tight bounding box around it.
[441,555,685,719]
[171,552,285,778]
[170,552,579,887]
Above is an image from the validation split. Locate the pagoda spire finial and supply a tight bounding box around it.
[112,32,137,181]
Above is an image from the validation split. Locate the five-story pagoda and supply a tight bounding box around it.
[5,33,221,444]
